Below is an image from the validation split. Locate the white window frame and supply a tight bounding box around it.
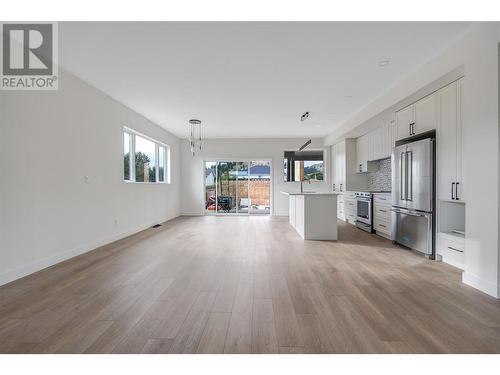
[123,126,171,184]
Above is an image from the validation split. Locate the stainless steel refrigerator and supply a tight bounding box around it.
[391,137,435,258]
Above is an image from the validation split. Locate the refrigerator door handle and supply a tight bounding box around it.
[406,150,413,201]
[391,208,425,218]
[400,151,406,201]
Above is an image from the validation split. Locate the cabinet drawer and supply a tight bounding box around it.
[373,194,391,205]
[345,199,356,214]
[373,204,391,221]
[344,192,355,199]
[374,217,391,235]
[438,234,464,270]
[346,212,356,224]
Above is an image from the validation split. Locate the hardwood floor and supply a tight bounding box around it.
[1,215,500,353]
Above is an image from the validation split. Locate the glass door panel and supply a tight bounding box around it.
[236,162,249,213]
[249,160,271,215]
[217,161,237,214]
[204,161,217,214]
[204,160,271,215]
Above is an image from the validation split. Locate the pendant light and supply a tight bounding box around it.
[188,119,202,156]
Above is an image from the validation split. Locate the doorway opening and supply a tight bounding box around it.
[204,160,271,215]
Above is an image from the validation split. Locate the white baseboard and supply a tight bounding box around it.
[0,213,179,287]
[462,271,500,298]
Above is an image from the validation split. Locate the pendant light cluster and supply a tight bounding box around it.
[188,119,202,156]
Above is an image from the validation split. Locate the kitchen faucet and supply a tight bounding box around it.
[300,179,311,193]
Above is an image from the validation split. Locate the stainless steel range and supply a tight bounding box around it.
[354,192,373,233]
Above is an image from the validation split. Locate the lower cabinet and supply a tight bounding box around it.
[337,194,345,220]
[337,192,357,225]
[373,193,392,239]
[345,196,356,225]
[438,232,465,270]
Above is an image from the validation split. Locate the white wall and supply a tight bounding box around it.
[0,69,181,285]
[325,23,500,297]
[180,138,329,216]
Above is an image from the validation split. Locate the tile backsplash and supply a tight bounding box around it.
[367,157,392,191]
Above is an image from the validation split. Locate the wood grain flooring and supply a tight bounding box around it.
[1,215,500,353]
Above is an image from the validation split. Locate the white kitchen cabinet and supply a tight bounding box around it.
[337,193,345,220]
[390,120,397,153]
[437,79,464,202]
[332,139,368,193]
[373,193,392,239]
[356,121,395,172]
[356,134,377,173]
[344,195,356,225]
[332,141,345,192]
[456,78,463,200]
[396,104,415,140]
[414,93,438,135]
[369,127,382,161]
[396,92,438,140]
[438,232,465,270]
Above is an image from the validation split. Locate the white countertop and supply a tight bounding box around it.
[280,191,340,196]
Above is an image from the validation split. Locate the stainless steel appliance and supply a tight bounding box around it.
[391,137,435,258]
[355,192,372,233]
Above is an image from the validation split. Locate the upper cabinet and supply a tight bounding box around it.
[396,104,415,140]
[437,78,464,202]
[356,117,396,173]
[332,139,368,192]
[356,134,376,172]
[332,140,346,192]
[396,92,438,140]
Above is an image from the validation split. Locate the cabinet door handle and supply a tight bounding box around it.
[448,246,464,253]
[379,224,387,228]
[455,182,460,200]
[333,183,335,191]
[451,182,455,200]
[410,122,415,135]
[359,164,362,172]
[340,183,343,192]
[379,209,387,213]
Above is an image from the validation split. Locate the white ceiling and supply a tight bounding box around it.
[59,22,472,139]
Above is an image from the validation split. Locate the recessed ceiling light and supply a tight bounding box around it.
[314,124,322,128]
[378,60,390,67]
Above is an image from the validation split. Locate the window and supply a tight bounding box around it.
[135,135,156,182]
[158,146,166,182]
[123,132,131,181]
[283,150,324,182]
[123,128,170,183]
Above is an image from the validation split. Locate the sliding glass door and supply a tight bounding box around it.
[204,160,271,215]
[249,160,271,215]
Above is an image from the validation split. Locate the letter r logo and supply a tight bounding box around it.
[2,23,53,75]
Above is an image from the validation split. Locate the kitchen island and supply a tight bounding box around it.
[281,191,339,240]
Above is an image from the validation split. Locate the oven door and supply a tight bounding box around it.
[356,199,371,224]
